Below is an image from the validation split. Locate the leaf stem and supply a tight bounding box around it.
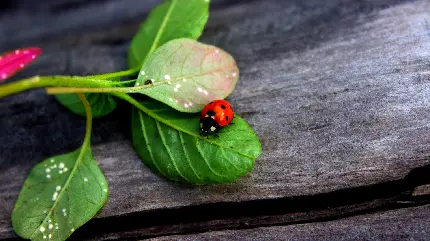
[30,94,93,240]
[46,85,147,94]
[0,75,115,98]
[86,67,141,80]
[110,79,137,86]
[77,93,93,145]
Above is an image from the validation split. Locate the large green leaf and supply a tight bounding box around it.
[12,94,108,241]
[131,99,261,184]
[127,0,209,69]
[55,93,117,118]
[135,38,239,113]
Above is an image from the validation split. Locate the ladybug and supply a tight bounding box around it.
[199,100,234,136]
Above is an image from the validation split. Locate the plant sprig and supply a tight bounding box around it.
[1,0,262,240]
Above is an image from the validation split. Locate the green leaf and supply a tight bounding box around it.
[131,99,261,184]
[12,148,108,241]
[128,0,209,69]
[12,94,108,241]
[55,93,117,118]
[136,38,239,113]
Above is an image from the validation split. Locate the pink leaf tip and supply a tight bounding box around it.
[0,47,42,83]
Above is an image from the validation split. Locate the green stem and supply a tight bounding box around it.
[0,75,115,98]
[112,92,150,113]
[111,79,137,86]
[86,67,141,80]
[77,93,93,145]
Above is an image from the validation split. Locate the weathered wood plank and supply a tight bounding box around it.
[1,0,430,239]
[150,205,430,241]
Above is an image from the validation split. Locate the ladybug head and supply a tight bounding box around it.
[199,117,220,136]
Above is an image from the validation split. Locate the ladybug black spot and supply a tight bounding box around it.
[207,110,216,116]
[226,116,229,121]
[221,104,226,109]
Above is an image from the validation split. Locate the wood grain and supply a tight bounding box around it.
[1,0,430,239]
[150,205,430,241]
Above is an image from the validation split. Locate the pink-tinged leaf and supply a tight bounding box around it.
[135,38,239,113]
[0,47,42,82]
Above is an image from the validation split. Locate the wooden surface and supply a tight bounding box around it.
[1,0,430,240]
[150,205,430,241]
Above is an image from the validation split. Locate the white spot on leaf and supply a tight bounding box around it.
[182,78,187,82]
[175,84,181,88]
[203,90,208,95]
[84,177,88,182]
[164,74,171,80]
[197,87,202,92]
[56,186,61,191]
[52,192,58,201]
[45,168,50,173]
[63,167,68,172]
[58,163,64,169]
[48,224,53,230]
[184,103,189,108]
[50,159,54,163]
[174,88,178,92]
[46,175,51,179]
[40,226,45,232]
[232,72,237,77]
[140,71,145,75]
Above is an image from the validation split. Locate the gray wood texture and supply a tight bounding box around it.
[150,205,430,241]
[1,0,430,239]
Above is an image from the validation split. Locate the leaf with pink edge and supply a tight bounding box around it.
[0,47,42,82]
[135,38,239,113]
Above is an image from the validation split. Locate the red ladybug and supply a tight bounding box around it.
[200,100,234,136]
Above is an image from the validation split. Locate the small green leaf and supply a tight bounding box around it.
[131,99,261,184]
[136,38,239,113]
[55,93,117,118]
[12,148,108,241]
[128,0,209,68]
[12,94,108,241]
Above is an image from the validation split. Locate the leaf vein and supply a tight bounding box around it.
[155,120,191,182]
[138,110,166,177]
[179,132,202,181]
[195,140,227,178]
